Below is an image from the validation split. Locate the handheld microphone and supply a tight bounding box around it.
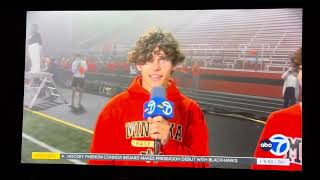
[143,86,174,155]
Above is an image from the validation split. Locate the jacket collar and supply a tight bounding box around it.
[127,75,181,99]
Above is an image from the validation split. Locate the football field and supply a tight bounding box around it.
[21,109,93,164]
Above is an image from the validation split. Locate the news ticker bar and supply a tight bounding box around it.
[31,152,290,166]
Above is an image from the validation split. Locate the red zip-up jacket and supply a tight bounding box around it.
[251,103,302,171]
[88,76,209,167]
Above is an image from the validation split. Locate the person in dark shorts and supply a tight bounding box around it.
[70,54,87,110]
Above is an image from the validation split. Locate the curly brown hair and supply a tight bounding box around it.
[289,47,302,70]
[128,27,185,66]
[293,47,302,66]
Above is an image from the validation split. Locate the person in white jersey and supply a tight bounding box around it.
[70,53,87,110]
[281,56,300,108]
[27,24,42,73]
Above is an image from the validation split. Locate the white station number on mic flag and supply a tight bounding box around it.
[161,101,173,115]
[146,100,156,114]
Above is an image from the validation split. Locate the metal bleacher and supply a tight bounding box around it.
[80,9,302,73]
[171,9,302,72]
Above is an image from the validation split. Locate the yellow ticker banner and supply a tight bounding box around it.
[32,152,61,160]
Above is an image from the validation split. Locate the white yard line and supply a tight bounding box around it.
[22,132,86,165]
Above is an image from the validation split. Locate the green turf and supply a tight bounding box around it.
[22,110,92,154]
[21,137,73,164]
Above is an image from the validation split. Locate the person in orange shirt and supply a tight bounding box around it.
[86,58,97,73]
[191,60,200,91]
[251,47,302,171]
[180,63,188,87]
[89,27,209,168]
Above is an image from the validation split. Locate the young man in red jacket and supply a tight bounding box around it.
[89,28,209,167]
[251,48,302,171]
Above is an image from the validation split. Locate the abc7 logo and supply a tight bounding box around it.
[260,139,272,151]
[260,134,290,156]
[161,101,173,116]
[147,100,156,114]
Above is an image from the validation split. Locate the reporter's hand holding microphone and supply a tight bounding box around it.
[143,86,173,155]
[148,116,170,148]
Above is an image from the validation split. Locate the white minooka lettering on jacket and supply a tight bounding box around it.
[283,137,302,165]
[125,121,182,142]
